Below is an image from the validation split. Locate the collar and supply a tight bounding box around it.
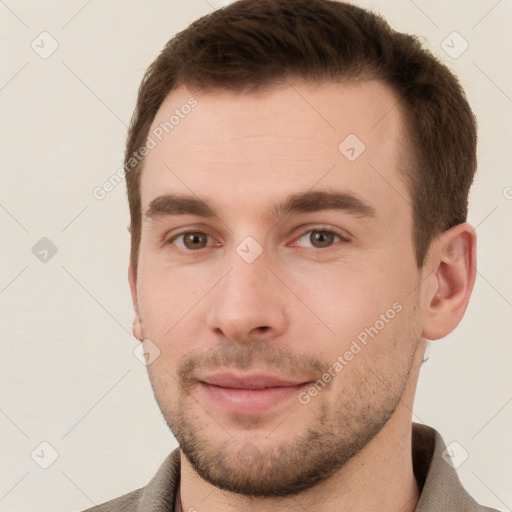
[135,423,492,511]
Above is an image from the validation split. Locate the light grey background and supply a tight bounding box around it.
[0,1,510,511]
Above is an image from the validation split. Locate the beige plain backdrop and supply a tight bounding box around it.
[0,1,510,511]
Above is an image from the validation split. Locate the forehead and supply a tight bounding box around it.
[140,80,411,225]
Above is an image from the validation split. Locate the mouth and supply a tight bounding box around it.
[198,372,313,414]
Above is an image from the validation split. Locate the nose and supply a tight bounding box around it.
[205,246,289,344]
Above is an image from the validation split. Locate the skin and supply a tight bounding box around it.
[128,79,476,512]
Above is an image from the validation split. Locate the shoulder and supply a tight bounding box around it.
[412,423,502,512]
[79,448,181,512]
[81,487,144,512]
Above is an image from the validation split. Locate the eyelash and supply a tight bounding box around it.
[166,226,350,252]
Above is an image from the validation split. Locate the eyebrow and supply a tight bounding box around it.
[144,190,377,222]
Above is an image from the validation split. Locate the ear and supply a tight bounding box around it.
[128,261,143,342]
[421,222,477,340]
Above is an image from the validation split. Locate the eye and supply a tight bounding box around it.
[169,231,216,251]
[294,229,348,249]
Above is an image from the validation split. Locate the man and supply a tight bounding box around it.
[85,0,499,510]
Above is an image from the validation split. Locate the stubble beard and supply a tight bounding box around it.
[147,332,420,497]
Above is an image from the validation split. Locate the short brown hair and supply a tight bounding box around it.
[125,0,477,273]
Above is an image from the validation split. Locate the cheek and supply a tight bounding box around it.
[135,267,186,340]
[288,259,421,379]
[137,249,199,302]
[291,263,404,341]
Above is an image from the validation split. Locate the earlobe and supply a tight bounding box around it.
[422,223,477,340]
[128,262,143,342]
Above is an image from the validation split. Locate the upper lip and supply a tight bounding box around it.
[200,372,310,389]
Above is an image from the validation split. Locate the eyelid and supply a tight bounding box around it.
[166,226,219,249]
[298,223,351,238]
[165,224,351,250]
[289,225,351,248]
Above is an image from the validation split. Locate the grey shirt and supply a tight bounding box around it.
[83,423,500,511]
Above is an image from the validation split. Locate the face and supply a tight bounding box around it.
[129,80,426,496]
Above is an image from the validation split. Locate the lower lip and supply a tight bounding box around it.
[200,382,310,414]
